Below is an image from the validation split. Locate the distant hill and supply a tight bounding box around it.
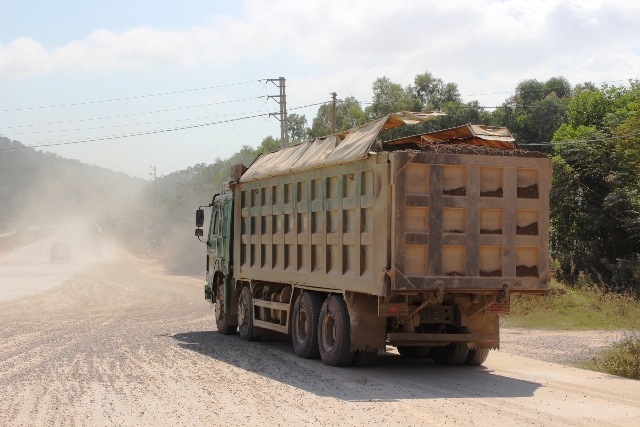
[0,136,146,232]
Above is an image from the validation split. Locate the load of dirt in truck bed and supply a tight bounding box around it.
[377,141,549,158]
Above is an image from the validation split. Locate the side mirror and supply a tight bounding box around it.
[195,228,203,237]
[196,209,204,228]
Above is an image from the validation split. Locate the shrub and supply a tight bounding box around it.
[586,334,640,380]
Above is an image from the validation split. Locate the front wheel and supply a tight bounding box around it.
[238,287,261,341]
[214,283,237,335]
[318,295,354,367]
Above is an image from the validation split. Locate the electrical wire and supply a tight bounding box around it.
[460,78,636,98]
[5,109,274,135]
[3,99,330,133]
[0,96,267,130]
[519,132,640,146]
[0,100,333,152]
[196,100,331,163]
[0,113,273,151]
[1,79,264,112]
[199,83,269,163]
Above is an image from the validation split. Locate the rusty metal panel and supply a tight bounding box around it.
[233,154,391,296]
[390,152,551,292]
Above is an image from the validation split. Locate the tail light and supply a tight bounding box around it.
[484,302,510,315]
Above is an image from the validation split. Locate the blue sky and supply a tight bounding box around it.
[1,0,639,178]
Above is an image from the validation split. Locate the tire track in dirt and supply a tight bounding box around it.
[2,246,640,426]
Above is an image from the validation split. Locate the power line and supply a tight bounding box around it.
[0,113,272,151]
[288,101,329,111]
[5,109,275,135]
[0,96,266,130]
[1,79,264,112]
[443,104,569,110]
[200,85,270,163]
[460,78,636,99]
[0,101,332,152]
[6,75,633,131]
[519,132,640,146]
[198,101,328,163]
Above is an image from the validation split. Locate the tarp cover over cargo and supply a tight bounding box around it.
[386,123,518,149]
[240,111,517,182]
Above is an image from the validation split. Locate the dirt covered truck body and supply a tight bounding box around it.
[201,112,550,366]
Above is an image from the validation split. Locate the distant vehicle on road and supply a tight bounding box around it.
[50,242,71,263]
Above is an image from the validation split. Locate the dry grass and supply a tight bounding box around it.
[579,334,640,380]
[502,279,640,330]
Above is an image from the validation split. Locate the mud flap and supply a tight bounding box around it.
[344,291,386,352]
[467,314,500,350]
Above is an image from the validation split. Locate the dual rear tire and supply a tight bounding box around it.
[318,294,355,367]
[292,292,376,367]
[292,291,324,359]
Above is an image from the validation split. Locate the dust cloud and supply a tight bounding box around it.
[1,136,256,281]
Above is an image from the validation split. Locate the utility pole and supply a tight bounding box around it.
[149,165,157,208]
[330,92,337,134]
[267,77,289,148]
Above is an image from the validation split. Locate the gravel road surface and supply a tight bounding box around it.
[1,244,639,426]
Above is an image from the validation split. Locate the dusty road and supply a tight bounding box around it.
[0,233,91,303]
[1,245,639,426]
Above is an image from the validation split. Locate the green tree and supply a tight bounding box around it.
[515,79,547,107]
[366,76,421,120]
[544,77,572,99]
[413,71,461,110]
[287,113,309,143]
[309,96,367,138]
[551,101,640,295]
[494,76,572,145]
[567,87,609,129]
[568,81,640,131]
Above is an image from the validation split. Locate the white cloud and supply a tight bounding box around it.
[0,37,52,78]
[1,0,639,105]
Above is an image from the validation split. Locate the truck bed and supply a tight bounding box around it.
[233,148,551,296]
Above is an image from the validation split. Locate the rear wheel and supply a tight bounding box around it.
[214,282,237,335]
[318,295,354,367]
[397,346,431,359]
[465,348,490,365]
[431,343,470,366]
[292,291,324,359]
[238,287,261,341]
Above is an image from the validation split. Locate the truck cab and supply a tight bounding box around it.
[201,187,238,334]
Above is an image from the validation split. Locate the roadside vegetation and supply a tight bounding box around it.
[503,279,640,330]
[579,334,640,380]
[2,71,638,291]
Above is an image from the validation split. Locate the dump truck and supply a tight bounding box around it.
[195,112,551,367]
